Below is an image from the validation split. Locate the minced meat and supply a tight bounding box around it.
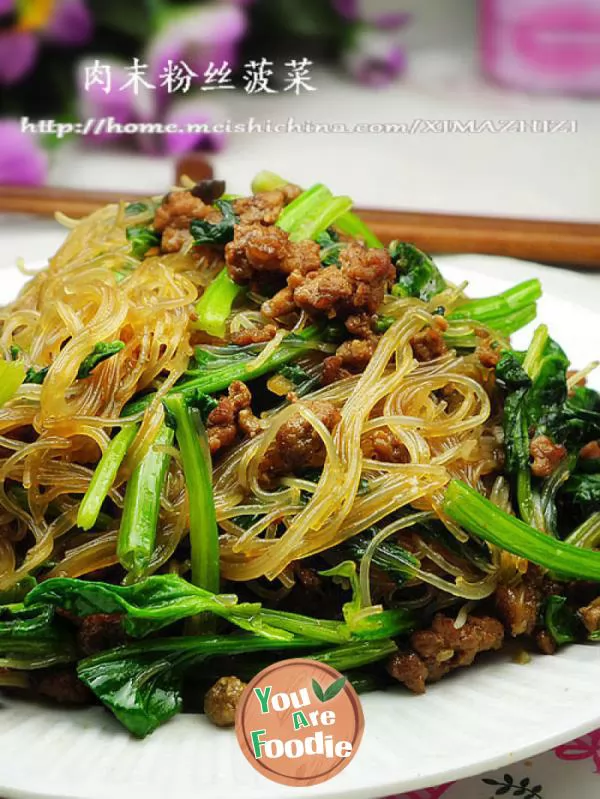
[231,185,300,227]
[204,676,247,727]
[410,323,448,363]
[322,338,376,385]
[579,598,600,633]
[31,668,92,705]
[495,579,541,637]
[536,629,557,655]
[261,286,297,319]
[207,381,261,454]
[154,190,219,254]
[77,613,126,656]
[259,400,341,482]
[233,191,286,226]
[529,435,567,478]
[291,243,395,319]
[225,224,321,285]
[387,614,504,693]
[580,441,600,461]
[230,324,277,347]
[361,429,409,463]
[476,337,501,368]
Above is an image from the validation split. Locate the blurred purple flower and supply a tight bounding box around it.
[344,29,407,88]
[0,0,93,85]
[46,0,93,45]
[146,3,247,97]
[0,119,48,185]
[0,32,38,84]
[332,0,358,19]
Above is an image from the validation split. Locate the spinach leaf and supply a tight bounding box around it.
[77,633,315,737]
[163,389,217,426]
[316,228,343,265]
[0,604,75,665]
[315,229,339,247]
[563,387,600,445]
[525,339,569,441]
[77,342,125,379]
[545,595,580,645]
[0,576,36,605]
[24,365,49,385]
[23,343,126,386]
[560,473,600,516]
[389,242,446,302]
[125,201,151,217]
[77,647,185,738]
[26,575,261,639]
[374,315,395,333]
[27,573,413,646]
[342,531,420,586]
[495,351,530,392]
[126,225,161,260]
[496,333,573,527]
[190,200,237,246]
[496,351,532,478]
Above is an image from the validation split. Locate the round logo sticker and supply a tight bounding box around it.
[235,658,364,787]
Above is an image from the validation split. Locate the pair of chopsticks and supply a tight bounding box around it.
[1,184,599,269]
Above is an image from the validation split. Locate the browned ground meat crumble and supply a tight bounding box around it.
[77,613,126,656]
[387,614,504,693]
[529,435,567,478]
[207,381,262,455]
[410,319,449,363]
[154,186,301,256]
[230,323,277,347]
[154,191,220,254]
[495,580,540,637]
[232,191,285,226]
[237,237,394,322]
[476,337,501,368]
[31,668,92,705]
[259,400,341,483]
[580,440,600,461]
[536,629,557,655]
[321,313,379,384]
[204,676,247,726]
[232,185,301,228]
[292,244,395,318]
[322,339,377,385]
[226,224,321,284]
[579,599,600,633]
[361,429,409,463]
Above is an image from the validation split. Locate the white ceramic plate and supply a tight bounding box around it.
[0,249,599,799]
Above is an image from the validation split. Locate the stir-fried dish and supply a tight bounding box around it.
[0,171,598,737]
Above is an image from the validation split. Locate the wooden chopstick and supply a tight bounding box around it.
[357,208,600,270]
[1,184,599,269]
[0,185,145,219]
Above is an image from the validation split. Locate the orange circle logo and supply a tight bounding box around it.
[235,658,364,787]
